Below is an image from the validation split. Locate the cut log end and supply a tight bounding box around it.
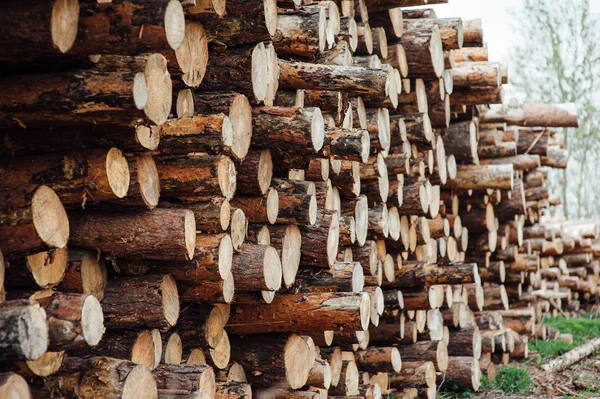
[130,330,158,369]
[51,0,80,54]
[258,150,273,195]
[230,209,246,250]
[122,364,158,399]
[223,273,235,304]
[26,248,68,289]
[32,186,70,250]
[264,0,279,36]
[264,246,283,291]
[217,156,237,200]
[144,54,173,126]
[161,275,180,328]
[81,295,105,347]
[284,334,314,389]
[136,125,161,151]
[136,155,160,208]
[164,0,187,50]
[0,373,31,399]
[230,95,253,160]
[184,210,197,260]
[176,23,209,88]
[312,108,325,151]
[219,234,234,280]
[360,292,371,331]
[266,187,280,225]
[252,43,269,102]
[106,148,131,199]
[282,225,302,287]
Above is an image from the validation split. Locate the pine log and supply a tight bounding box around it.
[384,262,479,288]
[101,274,179,331]
[389,361,436,388]
[452,62,502,87]
[162,197,231,233]
[300,210,340,267]
[0,300,48,361]
[454,46,488,62]
[440,356,480,391]
[292,261,364,293]
[156,154,237,199]
[68,208,195,261]
[232,244,282,291]
[355,347,401,373]
[180,273,235,304]
[273,7,327,59]
[153,363,216,398]
[229,334,314,389]
[395,25,444,79]
[0,185,69,256]
[480,103,579,128]
[53,249,107,300]
[451,86,504,106]
[444,164,514,191]
[216,381,252,399]
[177,304,225,350]
[227,292,370,334]
[5,248,68,290]
[403,18,463,50]
[440,121,478,164]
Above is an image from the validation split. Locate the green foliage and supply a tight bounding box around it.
[494,366,534,394]
[479,375,492,390]
[438,378,475,399]
[531,315,600,359]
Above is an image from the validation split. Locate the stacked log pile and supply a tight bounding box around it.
[0,0,593,398]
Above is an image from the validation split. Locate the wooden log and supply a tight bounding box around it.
[227,292,370,334]
[0,300,48,361]
[0,185,69,256]
[452,62,502,87]
[5,248,68,290]
[0,372,31,398]
[444,164,514,191]
[355,347,401,372]
[273,7,327,59]
[68,208,196,261]
[162,197,232,234]
[517,128,550,155]
[453,46,488,62]
[230,334,314,389]
[396,25,444,79]
[440,121,478,164]
[447,325,481,359]
[177,304,226,350]
[480,103,579,128]
[102,274,179,331]
[398,340,448,372]
[440,356,480,391]
[384,262,480,287]
[462,19,483,47]
[232,244,282,291]
[300,210,340,267]
[293,261,364,293]
[403,18,463,50]
[180,273,235,304]
[156,154,237,200]
[38,356,158,399]
[153,363,216,398]
[230,188,279,225]
[389,361,436,388]
[451,86,504,106]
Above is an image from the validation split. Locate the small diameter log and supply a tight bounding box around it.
[41,356,158,399]
[293,261,364,293]
[454,46,488,62]
[216,381,252,399]
[396,25,444,79]
[277,193,318,225]
[70,329,162,370]
[231,188,279,225]
[389,361,436,389]
[444,164,514,191]
[234,150,273,196]
[447,325,482,359]
[452,62,502,87]
[163,197,231,233]
[451,86,504,106]
[480,103,579,128]
[399,340,448,372]
[232,244,282,291]
[0,148,130,205]
[402,286,445,310]
[300,210,340,267]
[230,334,314,389]
[403,18,463,50]
[153,364,216,398]
[177,304,225,350]
[33,291,103,351]
[0,185,69,256]
[227,292,370,334]
[483,285,509,310]
[5,247,68,290]
[355,347,401,373]
[495,308,535,335]
[54,249,107,300]
[149,233,233,282]
[440,357,481,391]
[156,154,237,200]
[321,128,371,163]
[268,225,302,288]
[180,274,235,304]
[384,262,480,288]
[0,300,48,361]
[440,121,478,164]
[101,274,179,331]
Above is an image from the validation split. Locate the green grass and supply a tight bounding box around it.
[494,366,534,394]
[530,314,600,360]
[438,379,475,398]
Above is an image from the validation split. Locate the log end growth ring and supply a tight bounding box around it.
[164,0,187,50]
[51,0,79,54]
[218,234,234,280]
[122,364,158,399]
[161,275,180,328]
[230,95,253,160]
[31,185,70,250]
[175,23,209,88]
[81,294,105,347]
[217,156,237,200]
[284,334,313,389]
[263,246,282,291]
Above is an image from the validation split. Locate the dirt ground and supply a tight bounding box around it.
[474,354,600,399]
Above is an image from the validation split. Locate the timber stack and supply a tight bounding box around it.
[0,0,593,398]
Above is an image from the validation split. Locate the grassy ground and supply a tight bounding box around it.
[438,314,600,399]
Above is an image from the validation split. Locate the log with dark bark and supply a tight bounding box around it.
[440,121,478,164]
[480,103,578,128]
[384,262,480,287]
[180,273,235,304]
[101,274,179,331]
[452,62,502,87]
[438,356,481,391]
[389,361,436,388]
[0,185,69,256]
[5,247,68,290]
[229,334,314,389]
[403,18,463,50]
[153,363,216,398]
[162,197,232,233]
[232,244,282,291]
[230,188,279,225]
[395,25,444,79]
[354,346,401,372]
[227,292,371,334]
[68,208,196,261]
[292,261,364,293]
[444,164,514,191]
[300,210,340,267]
[0,300,48,361]
[399,340,448,372]
[451,86,504,106]
[462,19,483,47]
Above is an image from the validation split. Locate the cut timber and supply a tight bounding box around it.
[355,347,401,372]
[384,262,480,287]
[293,261,364,293]
[389,361,436,388]
[0,148,130,205]
[480,103,579,128]
[440,357,480,391]
[252,107,325,152]
[300,210,340,267]
[40,356,158,399]
[177,304,225,350]
[273,7,327,59]
[235,150,273,195]
[396,25,444,79]
[0,372,31,398]
[69,209,196,261]
[227,292,370,334]
[5,247,68,289]
[230,334,314,389]
[0,0,79,62]
[101,274,179,331]
[451,86,504,106]
[403,18,463,50]
[156,154,237,199]
[216,381,252,399]
[321,128,371,163]
[163,197,231,233]
[452,62,502,87]
[447,325,481,359]
[454,46,488,62]
[232,244,282,291]
[180,274,235,304]
[0,300,48,361]
[399,340,448,372]
[34,291,104,350]
[149,233,233,282]
[230,188,279,225]
[444,164,514,191]
[0,185,69,256]
[269,225,302,288]
[462,19,483,47]
[57,248,107,300]
[440,121,479,164]
[153,364,216,398]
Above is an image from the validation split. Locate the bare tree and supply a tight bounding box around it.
[510,0,600,219]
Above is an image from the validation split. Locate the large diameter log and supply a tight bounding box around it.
[153,364,216,398]
[101,274,179,331]
[399,340,448,372]
[227,292,370,334]
[447,325,481,359]
[40,356,158,399]
[149,233,233,282]
[156,154,237,199]
[230,334,314,389]
[396,25,444,79]
[0,148,130,205]
[232,244,282,291]
[0,185,69,256]
[355,347,401,372]
[68,209,196,261]
[0,300,48,361]
[480,103,579,128]
[0,55,173,126]
[444,164,514,191]
[5,248,68,290]
[440,356,481,391]
[34,291,104,351]
[278,60,394,102]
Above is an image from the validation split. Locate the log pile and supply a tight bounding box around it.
[0,0,591,398]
